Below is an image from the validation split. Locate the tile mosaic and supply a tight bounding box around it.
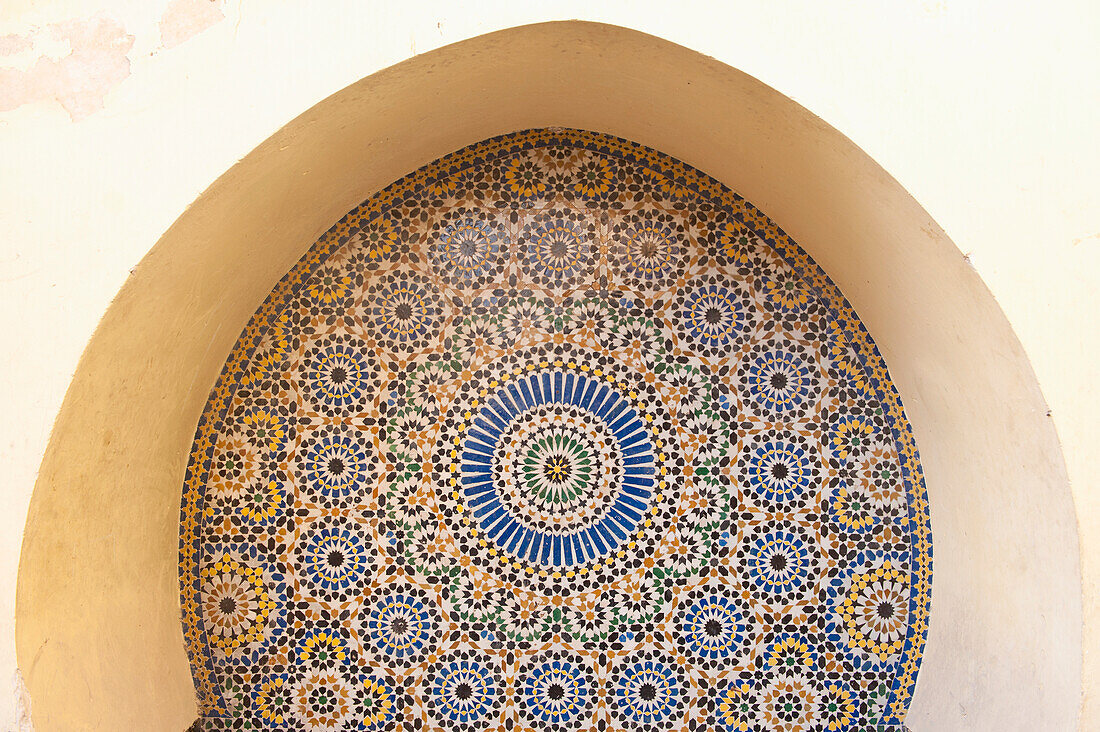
[180,128,931,731]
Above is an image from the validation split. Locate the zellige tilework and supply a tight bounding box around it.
[179,128,932,731]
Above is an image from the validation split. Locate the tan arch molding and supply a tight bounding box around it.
[16,20,1080,730]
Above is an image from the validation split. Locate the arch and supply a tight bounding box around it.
[181,127,933,728]
[15,20,1080,730]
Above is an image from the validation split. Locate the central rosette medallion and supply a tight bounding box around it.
[466,371,651,563]
[435,343,679,597]
[488,400,628,538]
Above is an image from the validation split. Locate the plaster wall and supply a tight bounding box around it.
[1,3,1096,730]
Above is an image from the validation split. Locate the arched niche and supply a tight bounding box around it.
[15,20,1080,731]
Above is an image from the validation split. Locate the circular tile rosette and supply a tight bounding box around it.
[431,342,682,598]
[516,651,596,730]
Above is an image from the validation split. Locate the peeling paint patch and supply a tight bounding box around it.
[0,15,134,122]
[13,667,33,731]
[159,0,225,50]
[0,33,32,56]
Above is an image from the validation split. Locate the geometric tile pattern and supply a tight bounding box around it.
[180,128,931,731]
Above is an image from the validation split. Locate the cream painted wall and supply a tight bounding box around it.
[1,1,1095,729]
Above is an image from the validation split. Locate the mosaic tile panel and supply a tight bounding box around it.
[180,128,932,731]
